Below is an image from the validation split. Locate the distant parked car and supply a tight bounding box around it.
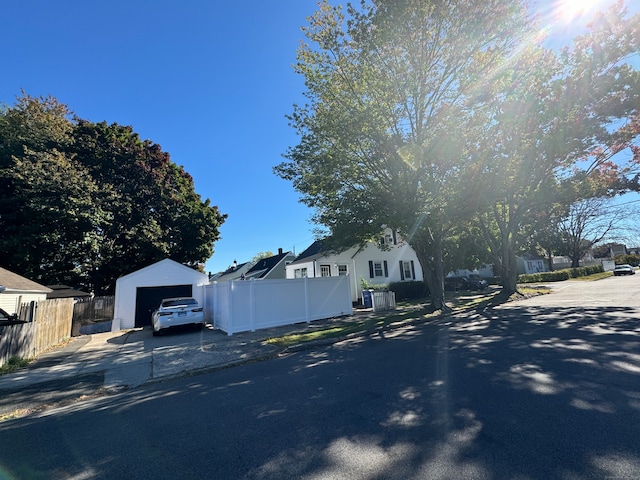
[613,264,635,276]
[462,275,489,290]
[444,275,489,291]
[151,297,205,336]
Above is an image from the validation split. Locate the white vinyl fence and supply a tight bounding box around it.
[206,276,353,335]
[372,291,396,312]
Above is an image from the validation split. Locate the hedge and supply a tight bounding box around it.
[388,281,429,300]
[518,264,604,283]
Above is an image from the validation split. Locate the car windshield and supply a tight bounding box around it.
[161,298,198,308]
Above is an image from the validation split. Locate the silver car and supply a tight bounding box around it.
[151,297,205,336]
[613,264,635,276]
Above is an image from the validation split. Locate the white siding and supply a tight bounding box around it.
[0,292,48,314]
[112,259,209,331]
[287,234,423,303]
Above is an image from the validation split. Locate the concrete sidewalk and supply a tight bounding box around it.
[0,323,292,392]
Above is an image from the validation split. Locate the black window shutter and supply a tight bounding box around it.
[369,261,374,278]
[392,230,397,245]
[411,260,416,280]
[383,260,388,277]
[399,260,404,280]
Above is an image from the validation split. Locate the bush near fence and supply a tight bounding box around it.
[518,264,604,284]
[0,298,73,367]
[388,281,429,301]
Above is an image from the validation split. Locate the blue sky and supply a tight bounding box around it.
[2,0,319,275]
[2,1,638,275]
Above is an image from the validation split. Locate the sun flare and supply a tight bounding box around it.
[555,0,603,23]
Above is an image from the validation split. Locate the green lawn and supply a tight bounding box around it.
[566,270,614,281]
[264,283,553,349]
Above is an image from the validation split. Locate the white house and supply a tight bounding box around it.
[0,266,52,315]
[286,230,424,303]
[112,259,209,331]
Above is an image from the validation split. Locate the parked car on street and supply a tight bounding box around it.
[151,297,204,336]
[613,264,635,276]
[462,275,489,290]
[444,275,489,291]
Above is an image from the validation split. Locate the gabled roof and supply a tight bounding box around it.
[245,251,294,279]
[217,261,252,277]
[289,240,326,265]
[0,267,52,294]
[118,258,208,282]
[212,261,254,282]
[46,285,92,299]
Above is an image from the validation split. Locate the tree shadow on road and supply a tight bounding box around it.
[1,303,639,480]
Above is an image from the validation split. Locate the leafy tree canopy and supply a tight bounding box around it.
[0,93,226,294]
[276,0,640,305]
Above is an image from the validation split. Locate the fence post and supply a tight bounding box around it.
[227,280,234,336]
[249,278,256,332]
[304,276,310,323]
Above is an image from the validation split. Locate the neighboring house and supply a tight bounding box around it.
[112,259,209,331]
[211,261,254,282]
[627,246,640,256]
[448,265,494,279]
[552,255,572,270]
[243,249,296,280]
[517,255,547,275]
[286,230,424,303]
[46,285,92,300]
[0,266,52,314]
[610,244,627,258]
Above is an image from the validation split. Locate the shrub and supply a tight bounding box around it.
[614,254,640,267]
[572,264,604,277]
[388,281,429,300]
[518,264,604,283]
[360,278,389,292]
[518,270,570,283]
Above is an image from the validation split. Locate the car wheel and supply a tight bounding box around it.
[152,328,161,336]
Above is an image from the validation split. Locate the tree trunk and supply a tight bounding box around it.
[546,247,554,272]
[570,253,580,268]
[500,233,519,296]
[410,231,451,312]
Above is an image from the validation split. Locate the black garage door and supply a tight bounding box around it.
[134,284,193,327]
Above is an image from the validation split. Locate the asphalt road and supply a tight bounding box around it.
[0,276,639,479]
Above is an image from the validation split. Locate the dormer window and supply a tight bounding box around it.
[378,231,397,246]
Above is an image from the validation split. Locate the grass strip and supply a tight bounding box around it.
[0,357,32,376]
[265,281,561,349]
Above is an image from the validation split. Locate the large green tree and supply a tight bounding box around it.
[471,3,640,293]
[0,94,226,294]
[0,94,103,287]
[276,0,530,310]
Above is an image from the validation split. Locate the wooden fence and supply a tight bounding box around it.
[72,296,114,336]
[0,298,74,367]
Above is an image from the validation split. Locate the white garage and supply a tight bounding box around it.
[112,259,209,331]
